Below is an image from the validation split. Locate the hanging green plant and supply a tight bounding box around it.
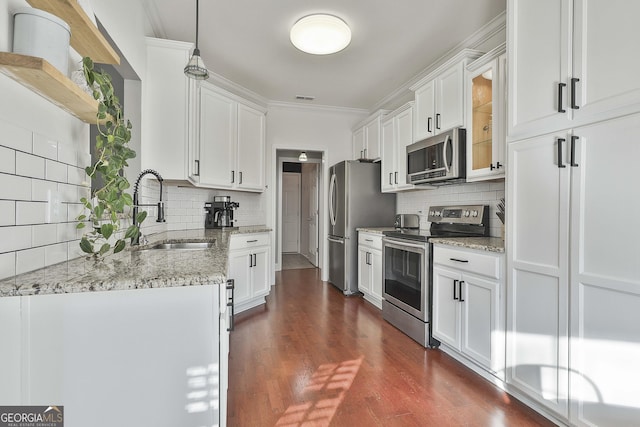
[76,57,145,258]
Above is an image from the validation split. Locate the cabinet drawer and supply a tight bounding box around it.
[229,233,269,250]
[433,245,501,279]
[358,232,383,250]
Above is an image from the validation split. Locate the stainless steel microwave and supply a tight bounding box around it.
[406,127,466,185]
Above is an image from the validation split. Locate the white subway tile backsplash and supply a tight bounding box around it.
[0,120,32,153]
[0,173,32,201]
[57,143,77,166]
[16,201,47,225]
[16,152,45,179]
[16,247,45,275]
[67,165,87,186]
[77,151,91,168]
[46,160,67,182]
[0,252,16,280]
[0,226,32,253]
[45,243,68,266]
[67,203,86,222]
[32,180,58,202]
[0,146,16,174]
[68,241,84,260]
[33,134,58,160]
[57,222,80,243]
[33,224,58,247]
[0,201,16,226]
[59,183,78,203]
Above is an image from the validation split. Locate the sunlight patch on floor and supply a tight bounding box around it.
[276,356,364,426]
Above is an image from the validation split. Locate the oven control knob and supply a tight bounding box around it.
[429,210,434,216]
[464,210,470,217]
[471,210,478,217]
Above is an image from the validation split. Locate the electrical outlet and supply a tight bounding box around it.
[46,190,62,223]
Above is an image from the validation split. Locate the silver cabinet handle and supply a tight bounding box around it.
[194,159,200,176]
[226,279,234,331]
[449,258,469,263]
[231,170,235,183]
[239,171,243,184]
[246,239,258,243]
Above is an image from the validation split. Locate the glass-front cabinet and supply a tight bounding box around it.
[466,44,506,181]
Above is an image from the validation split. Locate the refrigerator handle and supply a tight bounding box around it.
[327,236,344,244]
[329,173,337,226]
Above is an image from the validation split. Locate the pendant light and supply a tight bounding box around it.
[298,152,308,162]
[184,0,209,80]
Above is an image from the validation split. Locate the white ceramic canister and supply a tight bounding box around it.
[13,7,71,76]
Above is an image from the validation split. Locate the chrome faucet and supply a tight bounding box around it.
[132,169,166,245]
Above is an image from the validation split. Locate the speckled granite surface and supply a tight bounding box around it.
[430,237,505,253]
[0,226,271,297]
[356,227,396,234]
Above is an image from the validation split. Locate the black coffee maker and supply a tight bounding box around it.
[205,196,239,229]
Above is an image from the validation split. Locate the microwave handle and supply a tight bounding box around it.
[442,134,451,173]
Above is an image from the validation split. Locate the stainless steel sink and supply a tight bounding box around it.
[144,241,215,250]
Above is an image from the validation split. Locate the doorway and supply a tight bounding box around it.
[276,152,322,272]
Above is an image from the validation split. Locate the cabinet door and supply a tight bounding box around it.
[370,249,383,305]
[357,246,371,294]
[380,117,396,192]
[364,118,381,160]
[395,106,414,190]
[507,0,571,139]
[460,274,500,372]
[467,58,505,181]
[237,104,265,191]
[199,86,236,188]
[436,63,465,133]
[0,297,22,404]
[353,127,365,160]
[569,114,640,427]
[414,80,436,141]
[432,266,461,350]
[572,0,640,125]
[507,133,570,417]
[228,250,252,305]
[251,247,270,298]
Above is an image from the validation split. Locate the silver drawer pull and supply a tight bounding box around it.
[365,239,373,242]
[246,239,258,243]
[450,258,469,263]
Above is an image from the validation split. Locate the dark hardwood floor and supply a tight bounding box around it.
[228,268,555,427]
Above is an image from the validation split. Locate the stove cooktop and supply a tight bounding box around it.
[383,228,432,242]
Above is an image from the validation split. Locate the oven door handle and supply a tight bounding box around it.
[383,237,427,251]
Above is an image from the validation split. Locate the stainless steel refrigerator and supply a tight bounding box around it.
[328,161,396,295]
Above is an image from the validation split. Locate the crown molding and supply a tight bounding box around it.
[141,0,167,39]
[267,101,368,115]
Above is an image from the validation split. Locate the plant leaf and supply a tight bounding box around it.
[136,211,148,224]
[124,225,139,239]
[80,238,94,254]
[76,222,85,229]
[101,223,114,240]
[113,239,126,253]
[99,243,111,255]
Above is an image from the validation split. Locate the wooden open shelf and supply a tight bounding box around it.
[0,52,99,123]
[26,0,120,65]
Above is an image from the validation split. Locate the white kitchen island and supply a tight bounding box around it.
[0,227,269,427]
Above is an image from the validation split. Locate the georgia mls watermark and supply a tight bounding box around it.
[0,406,63,427]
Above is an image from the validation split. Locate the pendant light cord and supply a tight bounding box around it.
[195,0,200,49]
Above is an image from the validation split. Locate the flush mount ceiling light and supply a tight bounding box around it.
[298,152,308,162]
[290,14,351,55]
[184,0,209,80]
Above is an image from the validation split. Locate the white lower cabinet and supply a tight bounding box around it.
[357,232,383,309]
[228,233,270,313]
[0,297,21,404]
[0,286,226,427]
[432,244,505,378]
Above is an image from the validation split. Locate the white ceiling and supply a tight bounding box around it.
[143,0,506,110]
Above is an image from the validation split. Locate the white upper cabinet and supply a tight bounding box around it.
[508,0,640,139]
[352,111,387,161]
[466,45,507,182]
[141,38,195,182]
[380,102,416,192]
[412,50,482,142]
[196,83,266,192]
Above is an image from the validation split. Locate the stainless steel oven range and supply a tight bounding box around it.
[382,205,490,347]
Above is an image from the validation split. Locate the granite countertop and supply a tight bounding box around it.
[0,226,271,298]
[357,227,396,234]
[429,236,505,253]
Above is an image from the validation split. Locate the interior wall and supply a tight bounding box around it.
[0,0,148,279]
[266,104,368,280]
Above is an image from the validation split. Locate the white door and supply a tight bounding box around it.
[395,106,414,190]
[236,104,265,191]
[306,164,319,266]
[251,247,270,298]
[381,116,396,192]
[282,172,301,253]
[357,247,371,294]
[228,250,252,305]
[507,0,571,139]
[414,80,435,141]
[353,127,365,160]
[507,132,570,417]
[369,249,383,303]
[436,63,465,134]
[569,114,640,426]
[199,86,236,188]
[364,118,381,160]
[432,266,462,350]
